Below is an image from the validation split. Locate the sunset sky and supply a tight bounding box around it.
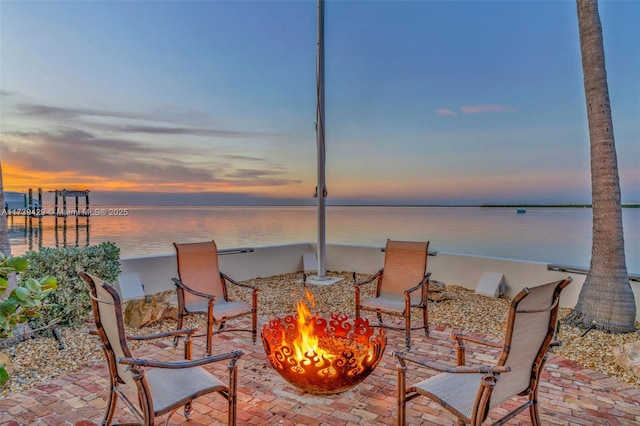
[1,1,638,206]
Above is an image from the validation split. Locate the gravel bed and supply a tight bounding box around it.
[2,271,638,396]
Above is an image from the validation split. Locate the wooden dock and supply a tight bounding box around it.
[3,188,91,217]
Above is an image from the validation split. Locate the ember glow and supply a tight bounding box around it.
[262,289,386,395]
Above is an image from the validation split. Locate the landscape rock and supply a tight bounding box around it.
[124,292,178,328]
[0,351,14,394]
[0,351,14,374]
[613,341,640,379]
[429,280,446,292]
[428,291,455,302]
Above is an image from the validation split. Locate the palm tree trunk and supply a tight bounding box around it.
[0,161,17,305]
[0,161,11,256]
[565,0,636,333]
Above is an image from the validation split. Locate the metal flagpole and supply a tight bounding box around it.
[315,0,327,279]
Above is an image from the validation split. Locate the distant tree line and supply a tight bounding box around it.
[480,204,639,208]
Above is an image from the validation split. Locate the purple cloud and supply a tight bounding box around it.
[436,108,456,116]
[1,127,294,188]
[14,103,263,137]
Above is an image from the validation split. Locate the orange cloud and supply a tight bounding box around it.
[2,162,308,198]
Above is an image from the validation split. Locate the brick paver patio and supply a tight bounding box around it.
[1,318,639,425]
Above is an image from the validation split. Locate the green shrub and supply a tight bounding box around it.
[22,242,121,327]
[1,253,57,388]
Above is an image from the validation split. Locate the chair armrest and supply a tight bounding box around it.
[393,351,510,375]
[221,272,258,291]
[450,332,503,366]
[450,332,503,349]
[172,277,217,300]
[404,272,431,294]
[354,269,383,287]
[126,327,199,341]
[118,349,244,369]
[88,327,199,340]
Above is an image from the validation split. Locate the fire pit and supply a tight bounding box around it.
[261,290,386,395]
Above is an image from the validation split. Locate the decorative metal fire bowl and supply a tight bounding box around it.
[261,312,387,395]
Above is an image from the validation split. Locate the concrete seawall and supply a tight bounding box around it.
[118,242,640,321]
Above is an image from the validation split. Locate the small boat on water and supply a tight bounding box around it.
[517,209,526,214]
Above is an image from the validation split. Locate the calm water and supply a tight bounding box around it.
[6,206,640,273]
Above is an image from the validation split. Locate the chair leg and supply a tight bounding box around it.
[396,365,407,426]
[205,302,215,356]
[164,406,181,426]
[252,308,258,344]
[252,291,258,344]
[206,318,214,357]
[174,312,185,348]
[423,306,429,336]
[405,313,411,351]
[183,402,192,420]
[103,386,118,426]
[229,362,239,426]
[529,391,541,426]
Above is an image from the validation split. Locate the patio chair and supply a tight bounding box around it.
[393,277,572,426]
[173,240,259,356]
[79,271,244,426]
[354,239,430,351]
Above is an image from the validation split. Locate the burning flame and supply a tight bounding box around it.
[292,289,335,363]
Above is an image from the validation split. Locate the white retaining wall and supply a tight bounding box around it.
[118,242,639,321]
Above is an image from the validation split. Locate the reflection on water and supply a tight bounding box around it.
[7,206,640,273]
[7,215,90,252]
